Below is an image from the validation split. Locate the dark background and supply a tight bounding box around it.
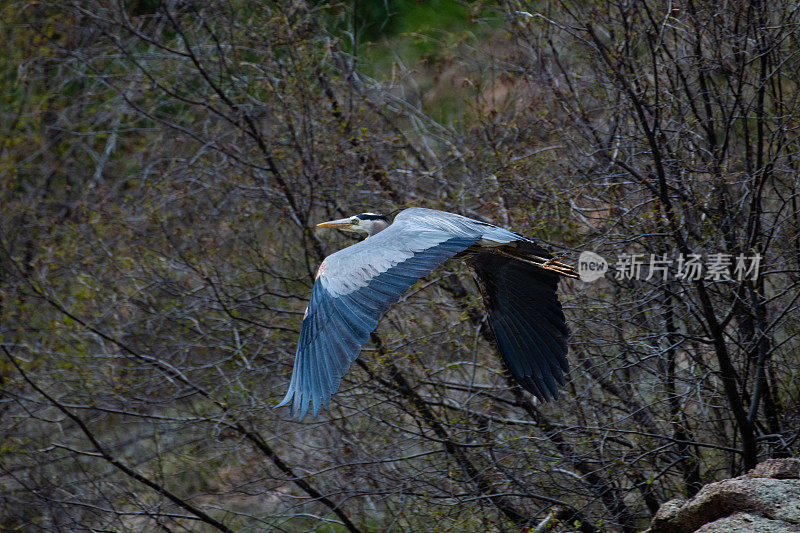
[2,1,799,531]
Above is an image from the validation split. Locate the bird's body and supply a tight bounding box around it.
[278,207,577,419]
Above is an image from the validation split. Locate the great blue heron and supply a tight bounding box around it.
[278,207,577,419]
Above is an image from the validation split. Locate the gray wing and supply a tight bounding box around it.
[278,209,519,419]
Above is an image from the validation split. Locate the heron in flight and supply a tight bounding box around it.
[278,207,577,419]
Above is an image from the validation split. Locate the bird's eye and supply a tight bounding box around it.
[351,218,359,225]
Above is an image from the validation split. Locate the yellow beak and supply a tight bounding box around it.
[316,217,354,229]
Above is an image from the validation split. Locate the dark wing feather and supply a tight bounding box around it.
[469,252,570,401]
[278,236,477,419]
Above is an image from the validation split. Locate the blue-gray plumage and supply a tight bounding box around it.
[277,207,577,419]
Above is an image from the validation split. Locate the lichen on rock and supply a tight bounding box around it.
[646,458,800,533]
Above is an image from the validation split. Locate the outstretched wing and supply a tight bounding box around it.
[470,252,570,401]
[278,209,520,419]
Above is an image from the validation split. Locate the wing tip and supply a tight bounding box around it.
[276,389,330,421]
[275,386,295,409]
[520,375,561,403]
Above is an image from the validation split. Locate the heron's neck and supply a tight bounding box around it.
[366,219,389,236]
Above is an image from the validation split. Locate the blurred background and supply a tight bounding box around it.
[1,1,799,531]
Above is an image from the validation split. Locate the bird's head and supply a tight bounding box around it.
[316,212,390,237]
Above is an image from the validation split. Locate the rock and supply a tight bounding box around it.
[749,458,800,480]
[694,512,800,533]
[651,498,685,524]
[646,458,800,533]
